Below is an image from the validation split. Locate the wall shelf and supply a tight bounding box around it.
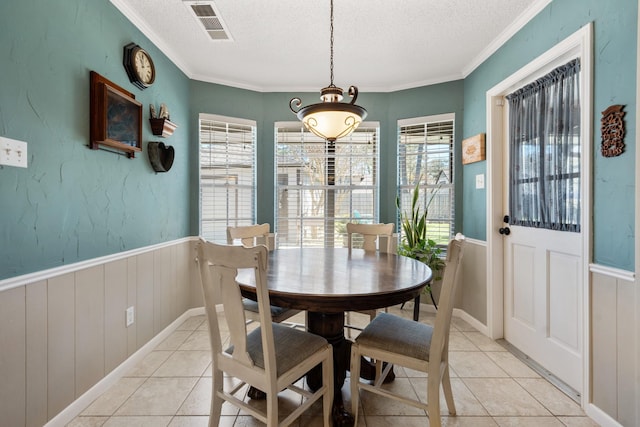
[149,118,178,137]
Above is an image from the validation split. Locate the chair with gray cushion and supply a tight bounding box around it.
[227,224,301,325]
[349,235,465,427]
[196,239,334,427]
[344,222,395,337]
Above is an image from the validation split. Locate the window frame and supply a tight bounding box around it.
[397,113,456,246]
[198,113,257,242]
[274,121,381,248]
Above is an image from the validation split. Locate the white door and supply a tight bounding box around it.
[501,83,583,391]
[502,220,582,391]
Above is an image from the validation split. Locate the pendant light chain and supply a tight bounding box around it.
[329,0,334,87]
[288,0,367,142]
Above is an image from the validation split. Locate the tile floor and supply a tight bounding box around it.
[68,305,600,426]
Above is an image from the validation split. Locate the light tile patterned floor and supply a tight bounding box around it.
[67,305,600,426]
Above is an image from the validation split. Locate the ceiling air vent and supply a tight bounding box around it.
[184,1,232,41]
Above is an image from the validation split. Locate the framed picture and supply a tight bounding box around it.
[90,71,142,158]
[462,133,485,164]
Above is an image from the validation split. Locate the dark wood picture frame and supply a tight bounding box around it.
[90,71,142,158]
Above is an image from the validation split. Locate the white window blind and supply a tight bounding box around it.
[275,123,380,248]
[199,113,256,242]
[397,114,455,245]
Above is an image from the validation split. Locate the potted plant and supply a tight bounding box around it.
[396,180,446,308]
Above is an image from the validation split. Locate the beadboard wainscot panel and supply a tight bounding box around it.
[174,241,191,320]
[154,245,173,333]
[136,250,155,348]
[47,273,76,419]
[105,259,128,374]
[589,264,637,427]
[0,286,26,426]
[127,257,138,357]
[75,265,105,397]
[189,239,205,308]
[26,280,48,427]
[458,237,487,327]
[0,238,198,426]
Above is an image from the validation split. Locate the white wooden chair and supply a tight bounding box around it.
[196,239,334,427]
[227,224,301,325]
[344,222,395,337]
[349,235,465,427]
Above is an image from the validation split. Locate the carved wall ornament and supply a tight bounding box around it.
[600,104,625,157]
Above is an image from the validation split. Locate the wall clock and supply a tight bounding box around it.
[123,43,155,90]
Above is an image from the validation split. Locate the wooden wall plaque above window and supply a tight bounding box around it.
[89,71,142,158]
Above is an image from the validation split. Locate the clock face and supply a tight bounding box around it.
[133,49,154,85]
[123,43,155,90]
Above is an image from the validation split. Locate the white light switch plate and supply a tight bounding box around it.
[0,136,28,168]
[475,174,485,189]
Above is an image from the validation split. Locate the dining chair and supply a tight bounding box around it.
[349,234,465,427]
[344,222,395,337]
[227,224,301,325]
[196,239,334,427]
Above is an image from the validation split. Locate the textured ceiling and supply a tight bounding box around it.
[111,0,549,92]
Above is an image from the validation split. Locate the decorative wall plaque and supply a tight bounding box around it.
[601,104,625,157]
[462,133,486,164]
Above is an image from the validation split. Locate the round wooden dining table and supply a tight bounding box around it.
[236,247,432,427]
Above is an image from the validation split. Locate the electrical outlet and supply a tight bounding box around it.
[0,136,28,168]
[126,306,135,327]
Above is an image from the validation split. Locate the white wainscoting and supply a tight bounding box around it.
[2,237,635,427]
[0,238,200,427]
[588,264,636,427]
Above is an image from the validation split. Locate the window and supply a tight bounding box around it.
[275,123,380,247]
[199,113,257,242]
[506,58,581,232]
[397,114,455,245]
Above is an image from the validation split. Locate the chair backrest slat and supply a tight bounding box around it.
[196,240,275,375]
[346,223,395,253]
[430,235,465,361]
[227,223,274,250]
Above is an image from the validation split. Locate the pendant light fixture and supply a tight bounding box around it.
[289,0,367,142]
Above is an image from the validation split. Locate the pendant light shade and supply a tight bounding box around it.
[289,0,367,142]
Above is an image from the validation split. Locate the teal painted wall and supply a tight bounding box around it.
[0,0,191,280]
[387,82,465,230]
[462,0,637,270]
[189,82,464,231]
[2,0,635,279]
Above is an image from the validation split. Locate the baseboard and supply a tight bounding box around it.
[585,403,624,427]
[453,308,490,336]
[44,307,206,427]
[416,301,490,336]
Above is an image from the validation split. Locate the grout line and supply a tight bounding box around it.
[496,339,581,403]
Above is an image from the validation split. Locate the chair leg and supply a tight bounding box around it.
[427,375,442,427]
[210,370,224,427]
[350,345,362,427]
[266,392,278,426]
[322,350,334,427]
[441,364,456,416]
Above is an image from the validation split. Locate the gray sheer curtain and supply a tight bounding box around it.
[506,58,581,232]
